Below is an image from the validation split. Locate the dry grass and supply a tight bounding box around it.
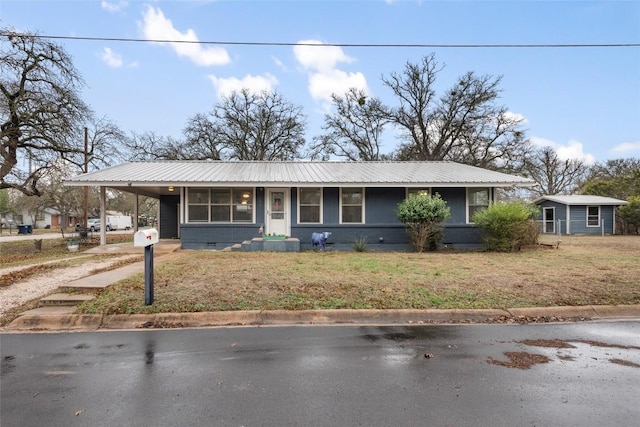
[77,235,640,315]
[0,234,133,267]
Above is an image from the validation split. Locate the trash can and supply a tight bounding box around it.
[17,225,28,234]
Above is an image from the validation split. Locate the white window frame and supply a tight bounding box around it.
[543,207,556,234]
[406,188,431,198]
[298,187,323,224]
[187,188,210,223]
[340,187,365,224]
[466,187,491,224]
[586,205,600,227]
[186,188,255,224]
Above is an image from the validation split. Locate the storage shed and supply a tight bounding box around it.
[534,195,628,236]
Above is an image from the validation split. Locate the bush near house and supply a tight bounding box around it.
[472,201,539,252]
[396,193,451,252]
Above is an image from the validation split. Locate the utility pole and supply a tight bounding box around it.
[83,127,88,229]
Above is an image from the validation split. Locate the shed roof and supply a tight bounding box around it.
[65,161,535,197]
[534,195,628,206]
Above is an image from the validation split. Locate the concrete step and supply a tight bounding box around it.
[57,285,104,294]
[18,306,76,316]
[39,293,95,307]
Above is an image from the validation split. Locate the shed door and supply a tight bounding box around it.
[543,207,555,234]
[266,188,288,236]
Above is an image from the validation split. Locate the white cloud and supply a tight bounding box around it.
[556,140,595,164]
[101,0,128,13]
[139,6,230,67]
[99,47,138,68]
[308,69,368,103]
[504,111,528,124]
[293,40,368,106]
[100,47,123,68]
[530,137,556,149]
[208,74,278,98]
[610,141,640,155]
[531,137,596,165]
[294,40,354,73]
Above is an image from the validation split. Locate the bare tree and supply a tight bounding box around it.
[211,89,307,160]
[83,117,127,168]
[181,113,223,160]
[383,54,529,171]
[0,28,91,196]
[382,54,442,160]
[523,146,589,196]
[123,131,184,161]
[41,164,86,227]
[310,88,389,161]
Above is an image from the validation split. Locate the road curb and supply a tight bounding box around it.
[3,305,640,332]
[507,306,599,319]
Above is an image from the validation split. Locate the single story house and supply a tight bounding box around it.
[65,161,535,250]
[534,195,628,236]
[3,208,78,229]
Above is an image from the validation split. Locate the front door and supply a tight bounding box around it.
[266,188,288,236]
[543,207,555,234]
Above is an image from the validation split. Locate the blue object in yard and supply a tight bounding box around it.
[17,225,33,234]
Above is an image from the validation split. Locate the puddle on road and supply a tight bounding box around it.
[488,339,640,370]
[488,352,550,369]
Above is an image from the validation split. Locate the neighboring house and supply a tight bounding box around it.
[66,161,535,250]
[534,195,628,236]
[9,208,78,229]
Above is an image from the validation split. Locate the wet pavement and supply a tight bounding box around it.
[2,321,639,426]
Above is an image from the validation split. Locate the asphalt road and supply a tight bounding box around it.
[2,321,639,427]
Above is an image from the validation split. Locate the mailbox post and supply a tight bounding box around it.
[134,229,159,305]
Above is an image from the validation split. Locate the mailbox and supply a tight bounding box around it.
[134,229,159,247]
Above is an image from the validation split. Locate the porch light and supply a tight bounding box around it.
[168,186,174,192]
[242,192,250,198]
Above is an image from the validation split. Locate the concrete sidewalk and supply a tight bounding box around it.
[2,239,639,332]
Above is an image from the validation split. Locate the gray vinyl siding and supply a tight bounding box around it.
[365,188,405,223]
[569,206,589,234]
[434,187,466,224]
[536,201,616,235]
[570,205,615,235]
[601,206,616,234]
[176,185,483,250]
[322,188,340,224]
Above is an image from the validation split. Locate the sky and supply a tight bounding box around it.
[2,0,639,164]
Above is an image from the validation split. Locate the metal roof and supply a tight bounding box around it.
[65,161,535,197]
[534,195,628,206]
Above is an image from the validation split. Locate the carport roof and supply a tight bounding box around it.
[65,160,535,197]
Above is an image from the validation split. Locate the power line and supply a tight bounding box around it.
[3,32,639,48]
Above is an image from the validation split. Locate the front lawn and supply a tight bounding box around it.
[77,235,640,315]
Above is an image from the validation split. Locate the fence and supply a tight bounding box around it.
[535,219,610,236]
